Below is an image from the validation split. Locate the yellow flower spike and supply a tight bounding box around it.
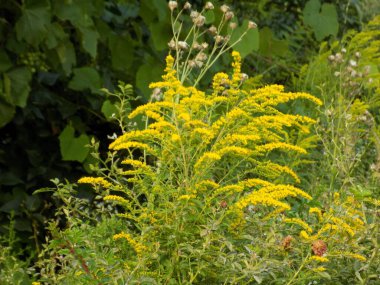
[178,194,196,201]
[309,256,329,263]
[113,232,147,256]
[104,195,129,205]
[78,177,112,188]
[255,142,307,155]
[299,230,310,240]
[283,218,313,233]
[111,141,156,155]
[309,207,323,221]
[231,51,242,88]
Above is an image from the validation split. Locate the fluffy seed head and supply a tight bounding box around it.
[248,21,257,29]
[205,2,214,10]
[168,1,178,11]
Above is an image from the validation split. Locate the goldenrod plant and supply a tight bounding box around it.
[31,2,379,284]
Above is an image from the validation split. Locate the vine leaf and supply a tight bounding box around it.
[303,0,339,41]
[59,124,90,162]
[68,67,102,93]
[15,0,51,46]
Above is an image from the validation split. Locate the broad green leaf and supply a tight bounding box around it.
[6,67,32,108]
[101,100,118,120]
[151,0,168,22]
[45,23,67,49]
[108,34,134,70]
[69,67,102,93]
[0,50,12,72]
[0,99,15,128]
[59,124,90,162]
[303,0,339,41]
[80,28,99,58]
[56,42,76,75]
[149,22,171,51]
[229,20,259,58]
[15,0,51,46]
[53,1,93,29]
[204,10,215,24]
[259,27,289,57]
[136,57,163,102]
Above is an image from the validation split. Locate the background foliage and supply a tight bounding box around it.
[0,0,379,283]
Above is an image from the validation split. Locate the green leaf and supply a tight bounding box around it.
[303,0,339,41]
[0,50,12,72]
[136,57,163,102]
[149,22,171,51]
[229,20,259,58]
[80,28,99,58]
[101,100,118,120]
[108,34,134,70]
[15,0,51,46]
[56,42,77,75]
[69,67,101,93]
[45,23,67,49]
[0,99,15,127]
[259,27,289,57]
[6,67,32,108]
[59,124,90,162]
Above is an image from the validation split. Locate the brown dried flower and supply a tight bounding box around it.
[312,240,327,256]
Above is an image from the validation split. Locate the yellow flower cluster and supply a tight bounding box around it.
[104,195,129,205]
[78,177,112,188]
[113,232,147,256]
[309,256,329,263]
[283,218,313,233]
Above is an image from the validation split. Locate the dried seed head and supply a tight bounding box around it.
[196,60,204,68]
[341,48,347,53]
[188,60,197,68]
[215,35,224,43]
[349,59,357,67]
[208,25,217,34]
[220,200,228,208]
[224,35,231,42]
[151,88,162,101]
[225,11,234,20]
[168,1,178,11]
[195,52,207,61]
[168,39,176,49]
[335,53,343,62]
[328,55,335,61]
[201,42,209,49]
[229,22,237,29]
[190,10,199,19]
[184,2,191,10]
[241,73,249,81]
[192,42,201,50]
[194,15,206,27]
[220,4,230,13]
[334,71,340,77]
[281,235,293,250]
[248,21,257,29]
[355,51,361,58]
[205,2,214,10]
[178,41,189,50]
[312,240,327,256]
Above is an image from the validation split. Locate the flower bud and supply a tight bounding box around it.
[205,2,214,10]
[168,39,176,50]
[225,11,234,20]
[201,42,209,49]
[194,15,206,27]
[248,21,257,29]
[220,4,230,13]
[215,35,224,43]
[208,25,217,34]
[184,2,191,10]
[168,1,178,11]
[229,22,237,29]
[341,48,347,53]
[178,41,189,50]
[190,10,199,19]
